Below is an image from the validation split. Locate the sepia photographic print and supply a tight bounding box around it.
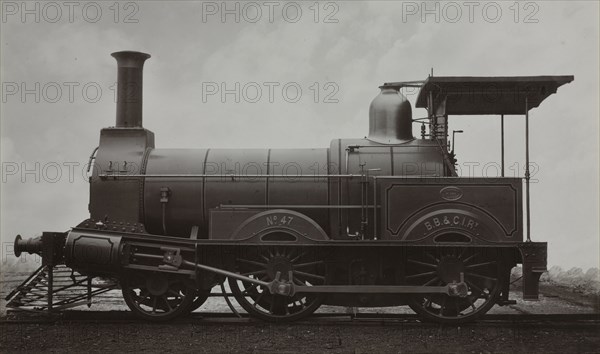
[1,1,598,353]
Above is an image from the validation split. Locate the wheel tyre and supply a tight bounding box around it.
[187,290,210,313]
[407,286,500,324]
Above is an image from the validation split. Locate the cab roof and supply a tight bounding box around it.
[410,76,573,115]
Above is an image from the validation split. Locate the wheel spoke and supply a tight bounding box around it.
[293,261,325,268]
[467,296,477,310]
[290,252,306,263]
[294,274,311,285]
[465,279,487,298]
[151,296,158,313]
[132,291,142,302]
[422,276,440,286]
[439,296,447,315]
[242,283,259,295]
[426,252,439,263]
[237,258,268,268]
[162,295,173,311]
[242,276,269,295]
[293,277,306,286]
[294,270,325,282]
[269,296,276,313]
[253,290,265,307]
[406,271,437,279]
[466,261,497,269]
[461,253,479,264]
[407,259,438,269]
[466,272,497,282]
[241,270,267,277]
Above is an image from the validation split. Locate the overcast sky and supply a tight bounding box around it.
[1,1,598,269]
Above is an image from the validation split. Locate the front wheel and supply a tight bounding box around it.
[121,271,195,321]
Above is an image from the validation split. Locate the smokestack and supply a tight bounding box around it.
[111,51,151,128]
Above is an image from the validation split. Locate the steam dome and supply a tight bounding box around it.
[368,87,413,144]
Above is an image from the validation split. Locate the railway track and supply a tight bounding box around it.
[3,272,598,327]
[2,311,598,325]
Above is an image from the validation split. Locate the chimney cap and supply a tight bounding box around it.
[111,51,151,67]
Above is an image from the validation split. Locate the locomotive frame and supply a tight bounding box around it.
[7,51,573,324]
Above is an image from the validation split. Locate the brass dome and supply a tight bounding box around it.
[368,87,413,144]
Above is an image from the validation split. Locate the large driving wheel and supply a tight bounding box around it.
[121,271,195,321]
[229,246,327,322]
[406,247,502,324]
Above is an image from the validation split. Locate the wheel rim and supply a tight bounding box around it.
[121,271,194,321]
[229,247,327,322]
[406,247,501,323]
[188,290,210,313]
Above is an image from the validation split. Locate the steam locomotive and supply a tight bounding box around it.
[9,51,573,323]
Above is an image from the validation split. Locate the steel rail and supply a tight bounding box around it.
[2,311,598,325]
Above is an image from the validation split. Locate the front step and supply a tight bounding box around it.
[5,264,118,312]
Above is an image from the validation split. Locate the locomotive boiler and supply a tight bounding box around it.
[8,51,574,324]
